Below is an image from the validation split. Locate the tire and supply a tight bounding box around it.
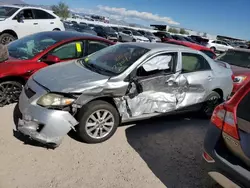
[0,33,16,45]
[76,100,120,143]
[53,28,61,31]
[119,36,122,42]
[210,47,216,52]
[132,39,136,42]
[0,81,23,107]
[201,91,222,118]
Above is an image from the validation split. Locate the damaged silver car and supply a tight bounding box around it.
[16,42,233,147]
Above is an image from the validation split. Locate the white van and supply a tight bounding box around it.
[0,5,65,44]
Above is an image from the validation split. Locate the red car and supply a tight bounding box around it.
[203,79,250,187]
[215,48,250,94]
[164,39,217,59]
[0,31,114,106]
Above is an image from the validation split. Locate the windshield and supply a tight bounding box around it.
[80,44,150,76]
[0,6,19,18]
[103,27,116,33]
[8,33,65,60]
[131,30,143,36]
[216,50,250,68]
[174,35,187,41]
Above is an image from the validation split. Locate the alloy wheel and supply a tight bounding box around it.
[85,109,115,139]
[0,82,22,106]
[1,36,14,45]
[203,95,220,116]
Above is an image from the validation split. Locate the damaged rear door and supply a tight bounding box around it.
[117,51,189,120]
[177,52,214,108]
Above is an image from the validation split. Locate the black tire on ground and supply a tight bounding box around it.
[210,47,216,52]
[0,33,16,45]
[76,100,120,143]
[53,28,61,31]
[200,91,222,118]
[132,39,136,42]
[119,36,122,42]
[0,80,23,107]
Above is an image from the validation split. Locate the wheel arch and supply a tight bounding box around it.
[1,30,18,39]
[212,88,224,100]
[0,76,26,85]
[79,96,121,122]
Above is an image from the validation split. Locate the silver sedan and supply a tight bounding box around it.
[15,42,233,147]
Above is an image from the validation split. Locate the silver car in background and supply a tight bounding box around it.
[15,43,233,148]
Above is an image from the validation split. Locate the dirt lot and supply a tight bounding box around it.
[0,104,215,188]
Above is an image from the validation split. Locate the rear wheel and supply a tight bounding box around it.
[77,100,119,143]
[132,39,136,42]
[0,81,23,107]
[0,33,16,45]
[119,36,122,42]
[201,91,221,118]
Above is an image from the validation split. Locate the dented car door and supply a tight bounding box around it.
[116,51,189,120]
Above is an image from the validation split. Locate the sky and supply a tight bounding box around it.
[24,0,250,40]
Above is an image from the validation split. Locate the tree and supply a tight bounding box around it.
[51,1,70,20]
[168,28,179,34]
[179,28,186,34]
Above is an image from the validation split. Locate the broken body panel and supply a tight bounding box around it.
[17,43,233,146]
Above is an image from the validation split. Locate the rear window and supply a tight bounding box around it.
[237,91,250,122]
[200,50,215,59]
[216,50,250,68]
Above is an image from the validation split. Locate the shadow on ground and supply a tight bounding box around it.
[125,113,220,188]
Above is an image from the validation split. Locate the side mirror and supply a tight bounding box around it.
[43,54,60,64]
[17,15,24,23]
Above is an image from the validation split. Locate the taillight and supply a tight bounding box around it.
[211,104,239,140]
[211,104,225,129]
[223,105,239,140]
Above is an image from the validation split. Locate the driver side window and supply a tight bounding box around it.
[136,53,177,77]
[49,41,84,60]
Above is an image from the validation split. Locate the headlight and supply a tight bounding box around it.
[37,93,75,107]
[233,76,247,83]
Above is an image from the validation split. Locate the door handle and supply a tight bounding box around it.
[50,22,54,24]
[207,76,212,81]
[33,23,38,25]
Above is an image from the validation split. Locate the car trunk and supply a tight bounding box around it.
[211,81,250,168]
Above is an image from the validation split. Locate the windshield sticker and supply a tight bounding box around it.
[76,43,82,52]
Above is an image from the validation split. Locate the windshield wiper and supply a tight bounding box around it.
[82,62,116,76]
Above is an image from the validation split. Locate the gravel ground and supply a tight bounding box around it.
[0,104,218,188]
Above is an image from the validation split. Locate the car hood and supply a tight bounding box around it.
[32,60,110,93]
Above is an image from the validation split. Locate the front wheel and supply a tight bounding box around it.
[77,100,120,143]
[0,33,16,45]
[0,81,23,107]
[201,91,221,118]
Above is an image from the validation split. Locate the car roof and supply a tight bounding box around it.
[123,42,195,52]
[1,4,52,11]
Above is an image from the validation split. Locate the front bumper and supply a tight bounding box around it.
[17,80,78,147]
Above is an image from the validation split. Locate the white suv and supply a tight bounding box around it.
[206,40,234,52]
[0,5,65,44]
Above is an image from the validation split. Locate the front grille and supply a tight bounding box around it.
[24,87,36,98]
